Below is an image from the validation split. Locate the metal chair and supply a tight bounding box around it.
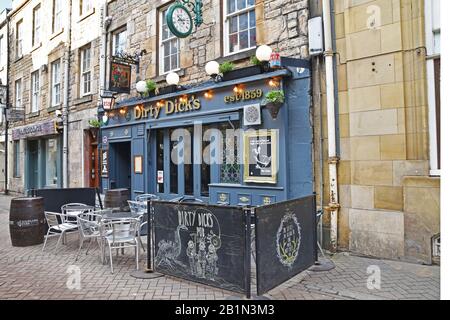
[76,213,103,261]
[42,211,79,253]
[61,203,94,224]
[135,194,160,202]
[101,218,141,274]
[127,200,149,252]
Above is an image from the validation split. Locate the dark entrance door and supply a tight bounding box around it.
[27,140,39,191]
[110,141,131,192]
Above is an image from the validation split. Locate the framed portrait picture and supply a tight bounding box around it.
[243,130,278,184]
[134,155,143,174]
[109,62,131,93]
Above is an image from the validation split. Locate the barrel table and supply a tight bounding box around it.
[9,197,46,247]
[104,188,130,212]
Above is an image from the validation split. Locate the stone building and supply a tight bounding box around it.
[2,0,440,264]
[310,0,440,264]
[0,9,10,191]
[6,0,102,193]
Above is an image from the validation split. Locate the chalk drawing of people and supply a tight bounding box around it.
[206,244,219,280]
[186,240,196,275]
[196,240,207,279]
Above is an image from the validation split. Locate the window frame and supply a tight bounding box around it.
[80,46,92,96]
[112,27,127,56]
[0,35,3,66]
[53,0,63,33]
[80,0,93,16]
[31,70,40,113]
[13,140,21,178]
[16,20,23,59]
[33,4,41,47]
[425,0,441,176]
[223,0,257,57]
[159,7,180,76]
[51,59,62,107]
[15,79,22,109]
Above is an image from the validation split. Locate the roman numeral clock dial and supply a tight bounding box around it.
[167,4,194,38]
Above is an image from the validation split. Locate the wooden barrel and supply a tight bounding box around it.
[9,197,45,247]
[104,189,130,211]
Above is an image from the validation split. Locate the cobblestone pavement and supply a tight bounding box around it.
[0,195,440,300]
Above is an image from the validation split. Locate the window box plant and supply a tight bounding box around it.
[88,119,102,139]
[220,60,263,82]
[145,80,157,97]
[263,90,285,119]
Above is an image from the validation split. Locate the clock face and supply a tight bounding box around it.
[167,4,193,38]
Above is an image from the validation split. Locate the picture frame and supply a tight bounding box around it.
[243,129,278,184]
[134,155,143,174]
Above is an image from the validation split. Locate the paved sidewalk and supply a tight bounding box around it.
[0,195,440,300]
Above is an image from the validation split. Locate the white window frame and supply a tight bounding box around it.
[425,0,441,176]
[33,5,41,47]
[80,46,92,96]
[31,70,40,113]
[16,20,23,59]
[159,7,180,75]
[112,28,127,56]
[53,0,63,33]
[80,0,93,16]
[223,0,256,56]
[15,79,22,109]
[51,60,61,107]
[0,35,3,66]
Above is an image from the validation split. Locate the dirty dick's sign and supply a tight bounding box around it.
[134,96,201,120]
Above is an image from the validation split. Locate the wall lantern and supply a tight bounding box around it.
[256,45,273,72]
[166,72,180,86]
[205,61,222,82]
[136,80,148,97]
[101,91,116,110]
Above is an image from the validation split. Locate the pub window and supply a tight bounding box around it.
[112,28,127,56]
[13,141,20,178]
[31,71,40,113]
[15,79,22,109]
[224,0,256,55]
[201,125,214,197]
[16,20,23,59]
[159,7,180,75]
[80,46,92,96]
[169,128,178,194]
[33,4,41,47]
[425,0,441,175]
[51,59,61,106]
[80,0,92,16]
[219,121,241,184]
[156,130,165,194]
[45,139,59,187]
[53,0,63,33]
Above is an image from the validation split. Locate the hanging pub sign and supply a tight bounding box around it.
[243,129,278,184]
[109,62,131,94]
[101,150,109,177]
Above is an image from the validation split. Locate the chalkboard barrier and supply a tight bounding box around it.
[153,201,250,295]
[255,195,317,295]
[34,188,97,213]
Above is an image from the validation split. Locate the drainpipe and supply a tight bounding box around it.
[99,1,109,95]
[322,0,339,252]
[4,14,10,195]
[62,1,73,188]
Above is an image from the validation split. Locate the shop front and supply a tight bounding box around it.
[12,120,62,191]
[100,68,312,206]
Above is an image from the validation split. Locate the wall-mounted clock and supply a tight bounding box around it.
[167,3,194,38]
